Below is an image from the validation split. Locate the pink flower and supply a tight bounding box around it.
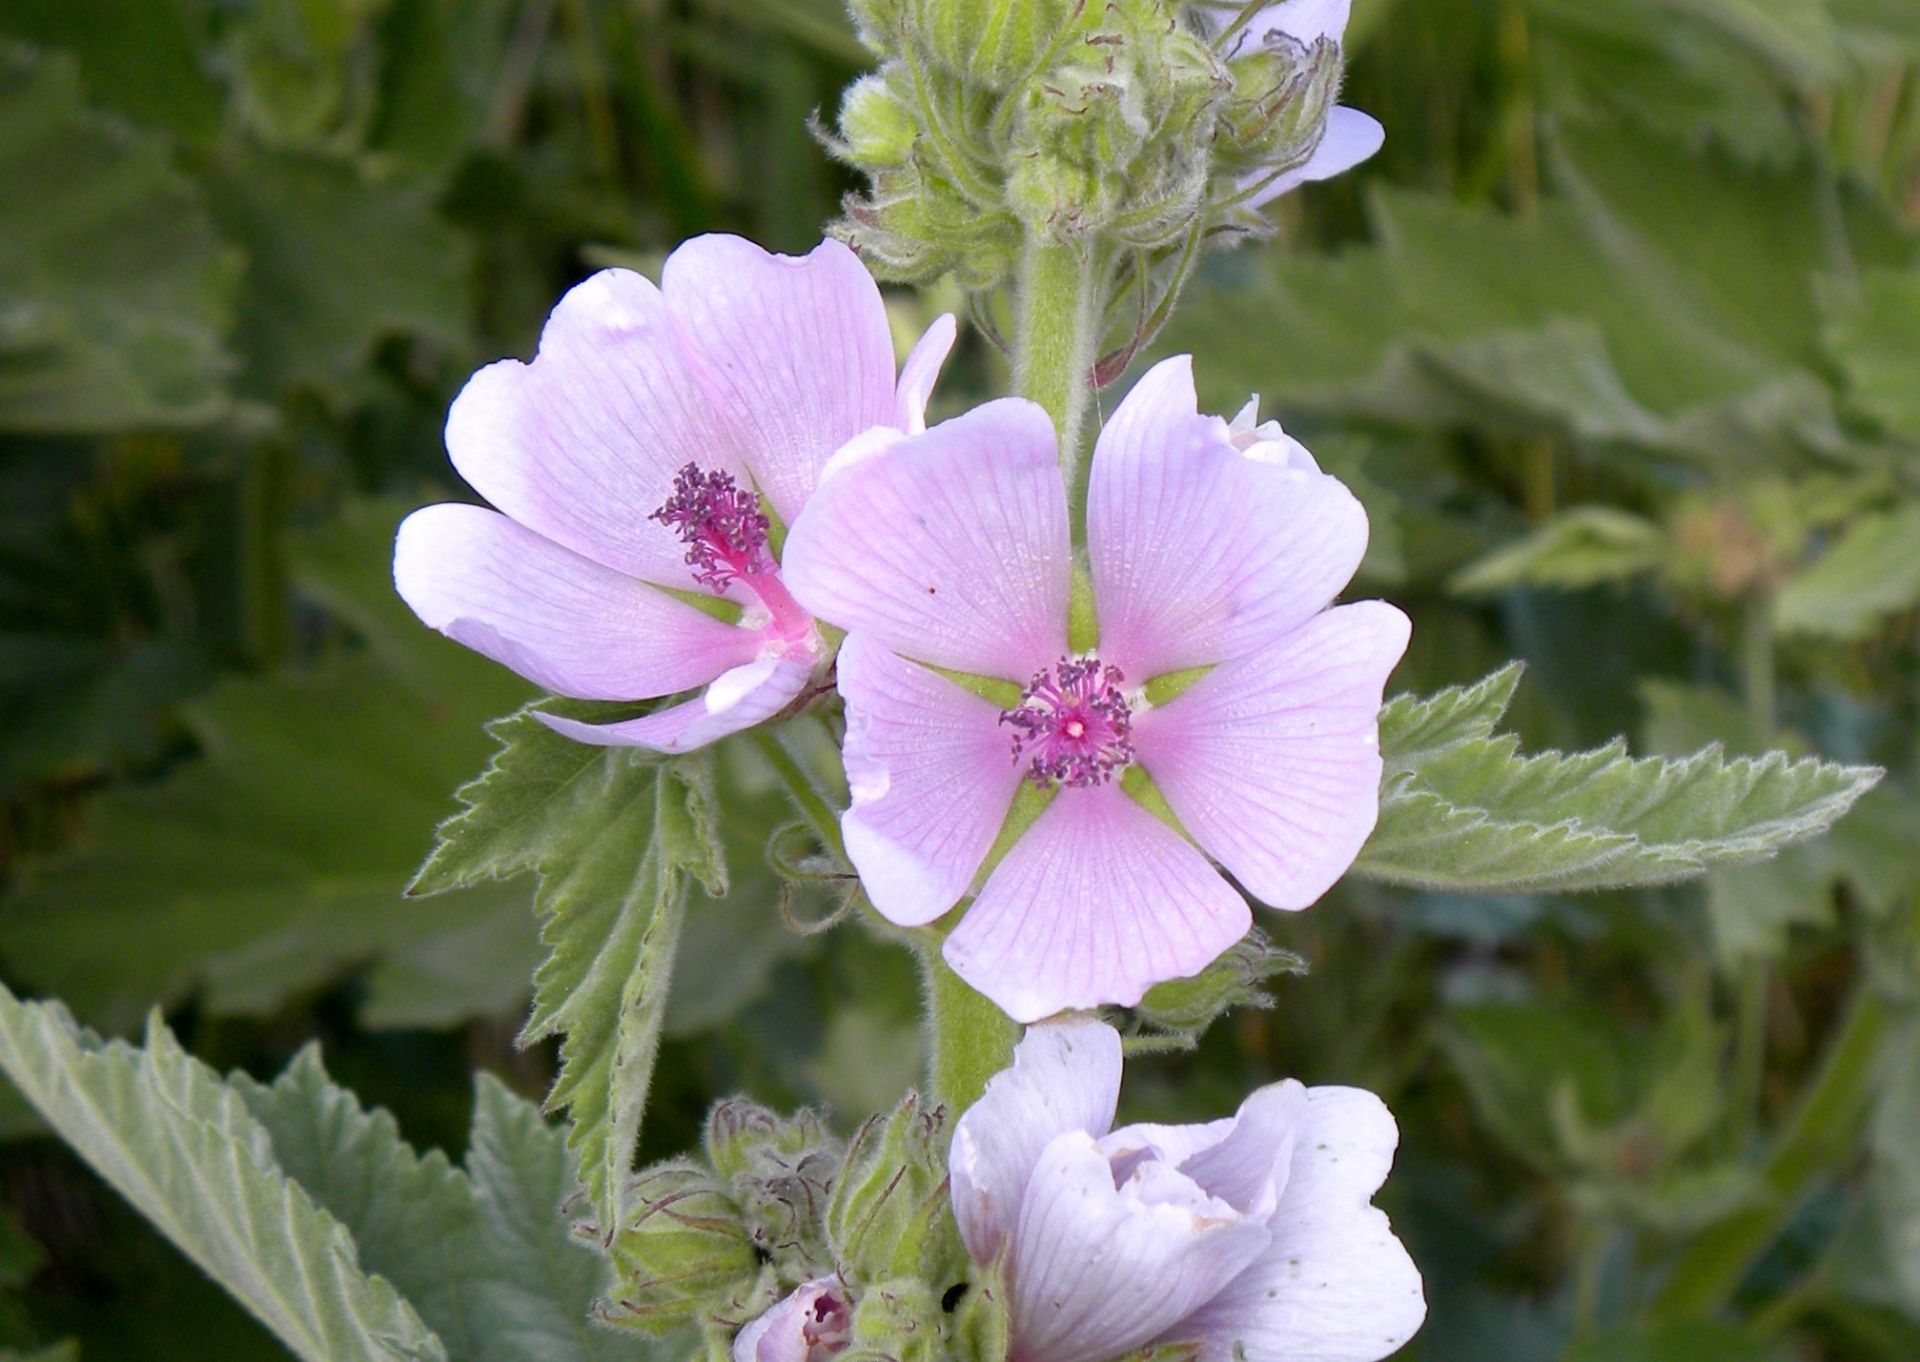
[950,1020,1424,1362]
[781,357,1409,1021]
[394,235,954,752]
[732,1278,853,1362]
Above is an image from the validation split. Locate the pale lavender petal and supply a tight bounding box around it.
[1087,356,1370,679]
[445,269,739,587]
[732,1278,852,1362]
[393,503,758,700]
[950,1019,1122,1266]
[1006,1131,1270,1362]
[836,633,1024,927]
[783,399,1071,680]
[896,312,957,434]
[1247,0,1352,46]
[665,236,896,526]
[1174,1088,1425,1362]
[1174,1080,1307,1221]
[1098,1117,1236,1178]
[944,784,1252,1022]
[534,651,815,752]
[1133,602,1409,909]
[1243,108,1384,209]
[1229,398,1320,472]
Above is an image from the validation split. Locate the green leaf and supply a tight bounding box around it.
[1361,669,1881,892]
[1377,662,1525,774]
[1823,268,1920,443]
[1451,508,1670,594]
[0,43,239,432]
[1774,503,1920,640]
[0,986,445,1361]
[411,706,724,1233]
[1566,1321,1793,1362]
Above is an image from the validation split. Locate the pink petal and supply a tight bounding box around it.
[1006,1131,1270,1362]
[534,652,815,752]
[835,633,1024,927]
[732,1278,851,1362]
[783,399,1071,679]
[897,312,957,434]
[1132,602,1410,909]
[664,236,897,527]
[445,269,740,587]
[943,784,1252,1022]
[1244,108,1384,209]
[393,504,758,700]
[1087,356,1370,679]
[950,1019,1122,1266]
[1174,1088,1425,1362]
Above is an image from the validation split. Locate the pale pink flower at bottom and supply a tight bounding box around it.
[733,1278,853,1362]
[950,1020,1425,1362]
[393,234,954,753]
[781,356,1410,1021]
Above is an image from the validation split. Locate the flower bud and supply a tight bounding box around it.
[600,1160,760,1336]
[838,72,920,171]
[707,1100,843,1282]
[826,1094,965,1283]
[849,0,908,54]
[907,0,1088,92]
[845,1278,948,1362]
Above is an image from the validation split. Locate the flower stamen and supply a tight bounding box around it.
[651,463,774,593]
[1001,657,1135,789]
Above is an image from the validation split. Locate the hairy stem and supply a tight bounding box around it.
[922,948,1020,1115]
[1014,234,1104,492]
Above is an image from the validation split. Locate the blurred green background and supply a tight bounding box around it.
[1,0,1918,1358]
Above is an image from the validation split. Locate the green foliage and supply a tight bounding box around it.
[1125,929,1307,1050]
[1774,501,1920,640]
[411,705,724,1234]
[1823,268,1920,442]
[1451,507,1669,594]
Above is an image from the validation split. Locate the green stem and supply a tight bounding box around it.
[922,948,1020,1115]
[1014,234,1104,489]
[1652,985,1891,1319]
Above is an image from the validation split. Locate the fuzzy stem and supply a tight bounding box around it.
[923,948,1020,1115]
[1014,234,1103,488]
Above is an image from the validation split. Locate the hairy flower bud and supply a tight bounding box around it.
[707,1100,843,1281]
[908,0,1087,92]
[826,1094,965,1284]
[838,72,920,171]
[599,1160,760,1336]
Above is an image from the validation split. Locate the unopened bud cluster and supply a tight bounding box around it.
[589,1094,1005,1361]
[831,0,1349,289]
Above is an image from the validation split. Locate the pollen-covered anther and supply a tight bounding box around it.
[1001,656,1136,789]
[650,463,773,593]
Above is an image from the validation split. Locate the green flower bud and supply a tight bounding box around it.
[826,1093,965,1284]
[839,71,920,171]
[1218,34,1341,167]
[907,0,1088,92]
[706,1099,843,1283]
[847,1278,949,1362]
[849,0,908,55]
[599,1160,759,1336]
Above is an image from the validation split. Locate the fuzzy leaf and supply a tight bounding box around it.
[1451,508,1669,594]
[1378,662,1525,775]
[1362,670,1880,892]
[0,986,445,1361]
[1774,503,1920,641]
[411,706,724,1232]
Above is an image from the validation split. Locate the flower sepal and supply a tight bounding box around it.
[707,1100,844,1282]
[826,1093,967,1284]
[594,1159,761,1336]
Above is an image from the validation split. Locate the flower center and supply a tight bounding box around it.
[1001,656,1136,790]
[651,463,774,593]
[802,1287,852,1360]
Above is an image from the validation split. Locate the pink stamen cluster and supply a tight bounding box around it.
[1001,656,1136,790]
[651,463,773,592]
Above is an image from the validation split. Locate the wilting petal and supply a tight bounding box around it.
[445,269,739,587]
[732,1278,852,1362]
[393,504,758,700]
[896,312,957,434]
[1133,602,1409,909]
[1006,1131,1270,1362]
[836,633,1024,927]
[1172,1088,1425,1362]
[1088,356,1371,679]
[944,784,1251,1022]
[784,399,1070,679]
[534,652,814,752]
[1243,108,1384,209]
[665,236,896,526]
[951,1020,1122,1265]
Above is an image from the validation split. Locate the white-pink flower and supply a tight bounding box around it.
[781,356,1409,1021]
[732,1278,853,1362]
[393,235,953,753]
[950,1020,1424,1362]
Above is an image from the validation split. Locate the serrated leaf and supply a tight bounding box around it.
[1451,508,1669,595]
[1378,662,1524,775]
[1361,669,1881,892]
[411,706,724,1232]
[0,986,445,1361]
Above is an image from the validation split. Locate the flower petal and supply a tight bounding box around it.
[784,399,1071,679]
[1244,107,1384,209]
[1006,1130,1270,1362]
[1174,1080,1307,1221]
[944,784,1252,1022]
[1172,1088,1425,1362]
[664,235,897,527]
[445,269,739,586]
[534,652,815,752]
[733,1278,851,1362]
[393,503,758,699]
[1248,0,1352,46]
[897,312,958,434]
[1087,356,1371,679]
[1133,602,1409,909]
[950,1019,1122,1266]
[836,633,1025,927]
